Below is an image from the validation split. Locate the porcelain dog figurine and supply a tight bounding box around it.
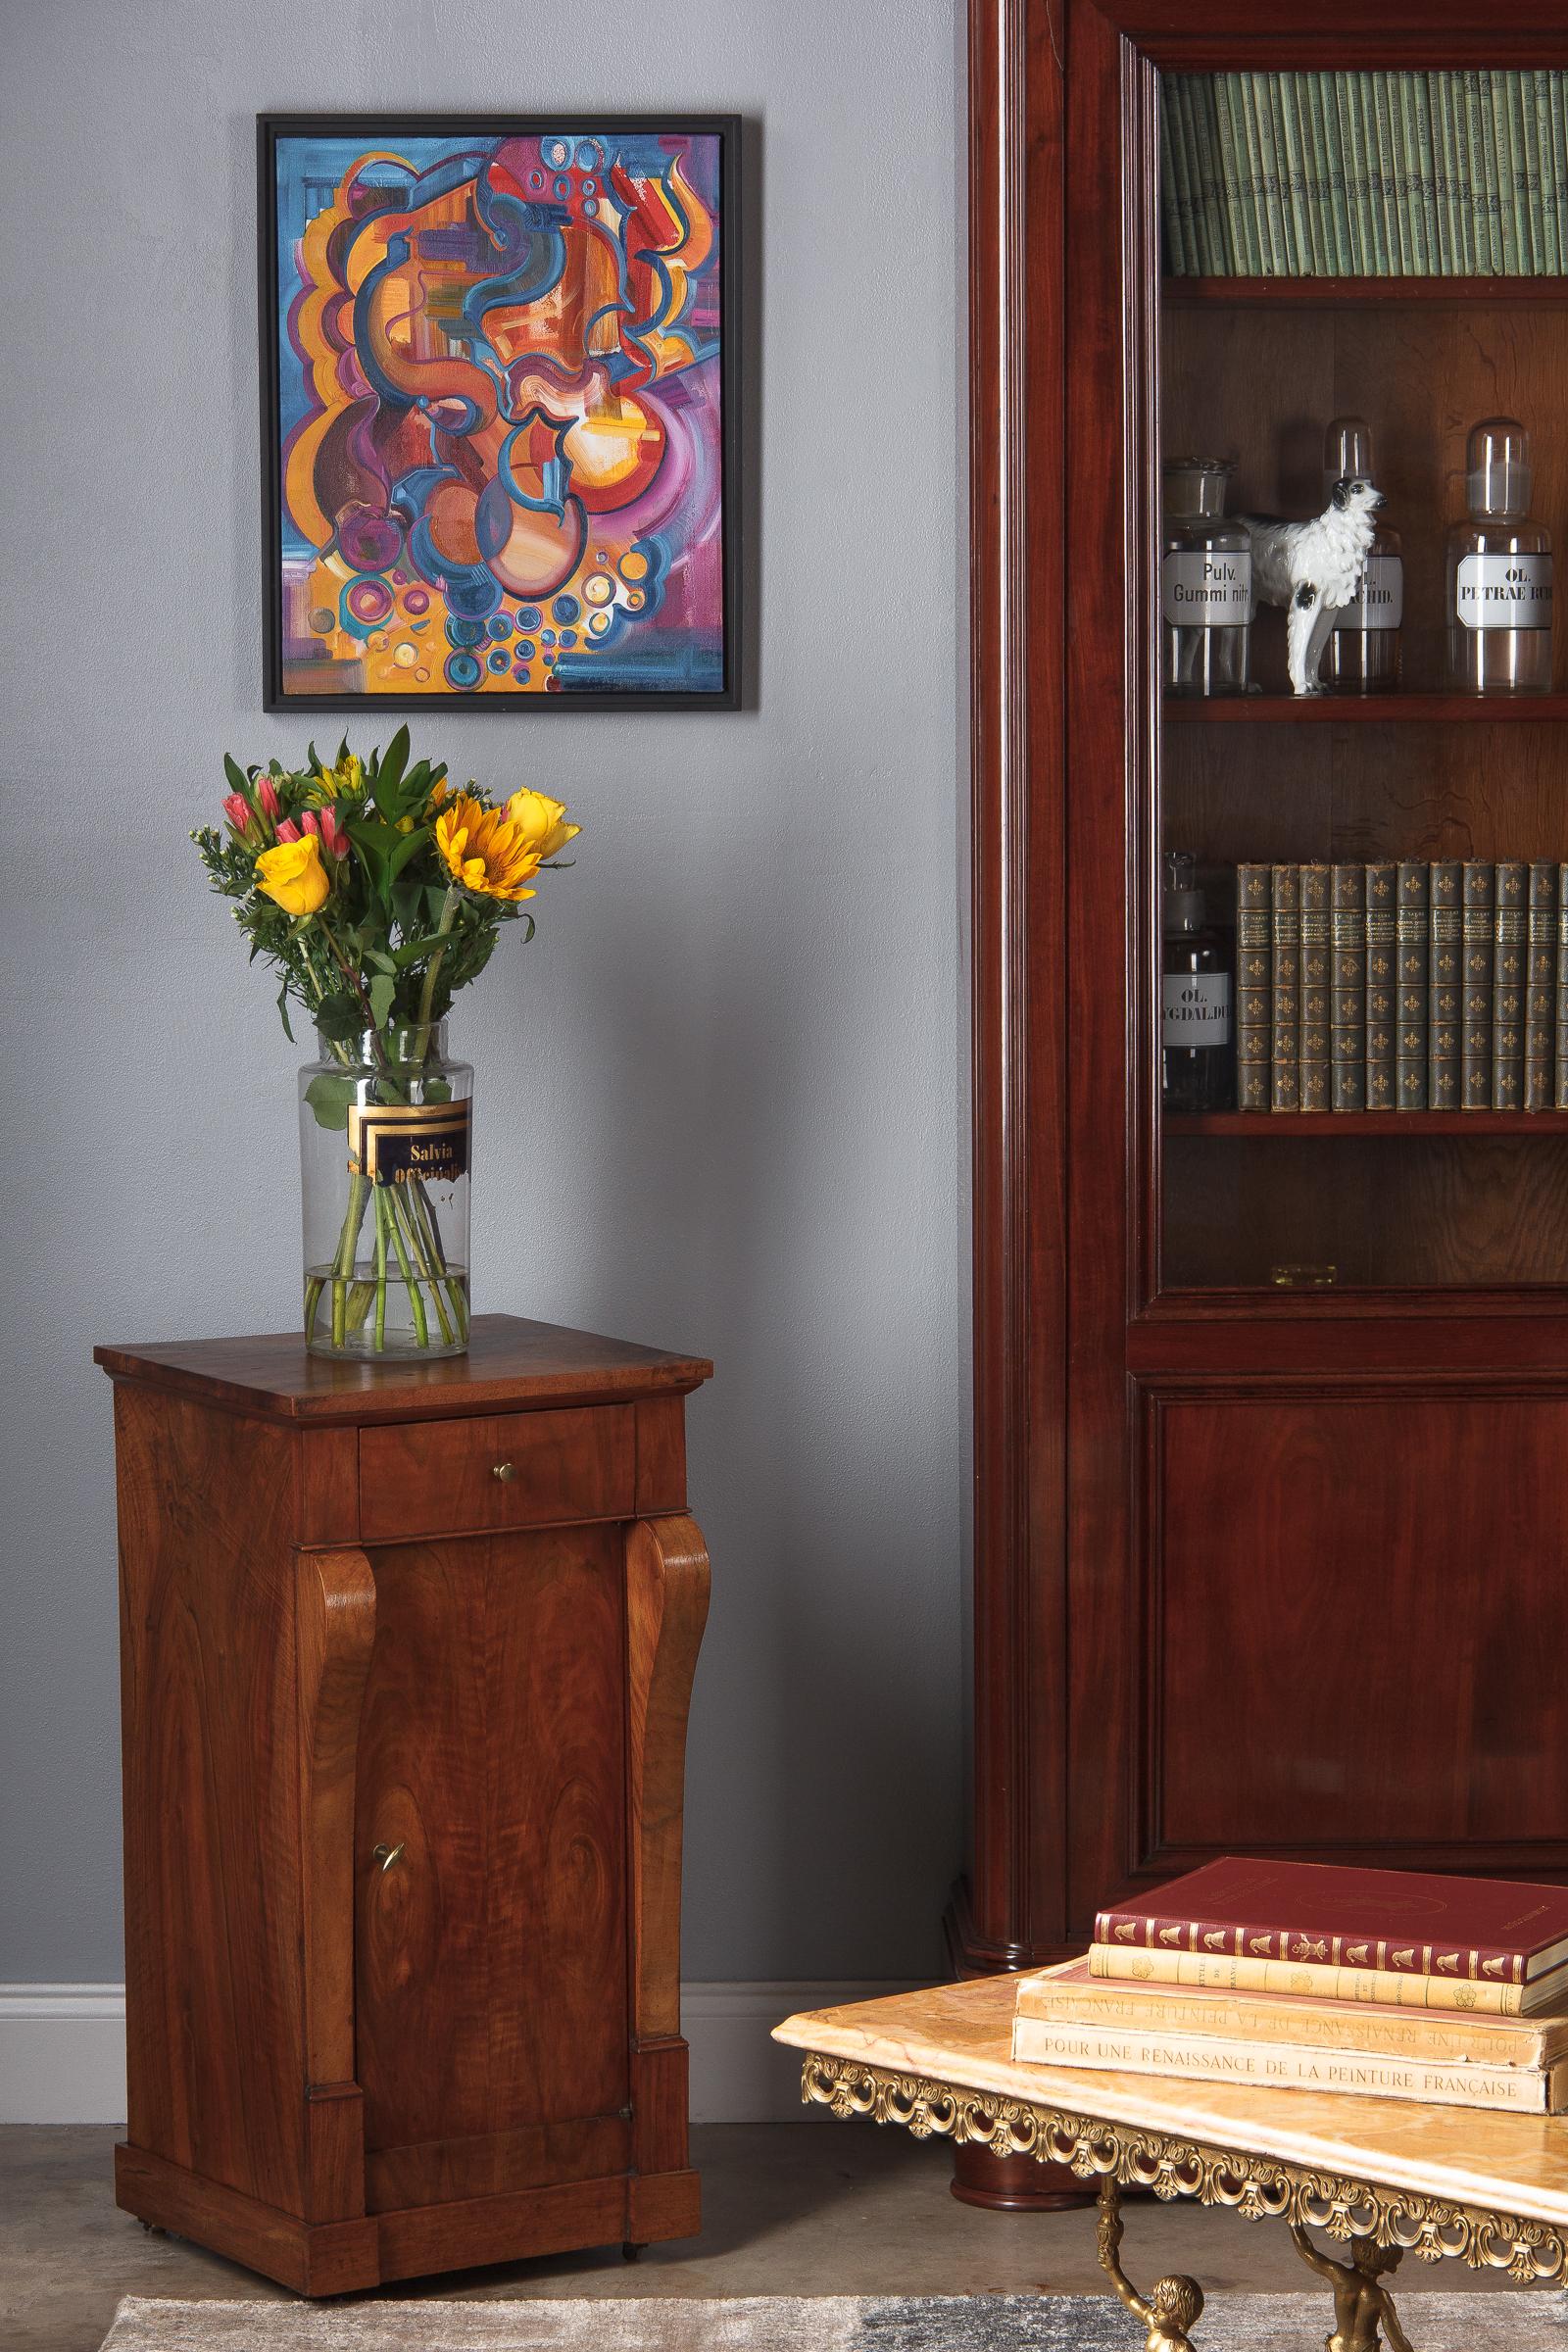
[1241,477,1384,695]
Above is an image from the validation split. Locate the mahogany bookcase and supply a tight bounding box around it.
[954,0,1568,2207]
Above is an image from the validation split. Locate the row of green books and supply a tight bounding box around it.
[1235,858,1567,1113]
[1160,72,1568,278]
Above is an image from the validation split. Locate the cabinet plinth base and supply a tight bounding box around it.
[116,2142,701,2297]
[949,2142,1096,2212]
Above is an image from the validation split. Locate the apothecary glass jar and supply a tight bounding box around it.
[1446,416,1554,696]
[1323,416,1402,693]
[300,1021,472,1359]
[1161,458,1252,697]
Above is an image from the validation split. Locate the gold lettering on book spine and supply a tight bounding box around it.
[798,2052,1568,2282]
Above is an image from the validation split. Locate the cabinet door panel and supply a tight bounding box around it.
[355,1526,628,2181]
[1153,1394,1568,1856]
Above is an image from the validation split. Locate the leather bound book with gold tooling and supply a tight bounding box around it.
[1364,861,1396,1111]
[1526,858,1557,1111]
[1330,862,1367,1110]
[1493,858,1527,1111]
[1236,861,1272,1111]
[1087,1941,1568,2014]
[1428,858,1462,1109]
[1298,861,1332,1113]
[1270,862,1300,1111]
[1461,858,1495,1110]
[1093,1855,1568,1986]
[1394,858,1428,1111]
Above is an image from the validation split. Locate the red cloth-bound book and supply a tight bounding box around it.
[1096,1858,1568,1986]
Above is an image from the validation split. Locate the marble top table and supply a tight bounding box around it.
[774,1975,1568,2350]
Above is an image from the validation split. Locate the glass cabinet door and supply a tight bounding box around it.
[1154,65,1568,1294]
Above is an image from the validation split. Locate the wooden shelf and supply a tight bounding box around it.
[1164,693,1568,724]
[1168,1110,1568,1137]
[1166,275,1568,308]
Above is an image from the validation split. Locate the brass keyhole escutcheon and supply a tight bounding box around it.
[492,1461,516,1482]
[372,1841,406,1873]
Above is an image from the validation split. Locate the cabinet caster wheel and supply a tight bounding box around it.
[138,2222,168,2236]
[622,2242,644,2262]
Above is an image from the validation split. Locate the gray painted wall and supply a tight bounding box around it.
[0,0,962,1985]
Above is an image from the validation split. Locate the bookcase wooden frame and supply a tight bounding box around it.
[956,0,1568,2208]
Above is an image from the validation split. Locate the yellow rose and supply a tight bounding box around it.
[434,794,542,901]
[255,835,330,916]
[504,788,581,860]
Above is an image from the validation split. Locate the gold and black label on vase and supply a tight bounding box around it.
[348,1100,471,1187]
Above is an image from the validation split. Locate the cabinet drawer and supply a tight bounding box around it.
[359,1405,635,1542]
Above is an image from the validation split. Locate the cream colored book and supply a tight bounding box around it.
[1018,1959,1568,2067]
[1088,1940,1568,2017]
[1009,2011,1568,2113]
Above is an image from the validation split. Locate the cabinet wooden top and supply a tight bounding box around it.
[94,1314,712,1425]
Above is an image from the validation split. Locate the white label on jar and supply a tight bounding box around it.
[1161,550,1252,625]
[1335,554,1403,630]
[1163,973,1232,1046]
[1456,553,1554,629]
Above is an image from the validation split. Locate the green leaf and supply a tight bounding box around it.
[316,993,361,1042]
[421,1077,452,1103]
[304,1072,357,1131]
[385,823,431,887]
[276,983,296,1044]
[368,972,396,1030]
[378,724,410,801]
[223,753,250,797]
[391,930,447,969]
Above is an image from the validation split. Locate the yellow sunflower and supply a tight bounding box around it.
[434,794,543,901]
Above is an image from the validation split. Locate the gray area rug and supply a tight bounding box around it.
[99,2290,1568,2350]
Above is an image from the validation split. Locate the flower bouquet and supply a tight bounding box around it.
[195,728,579,1358]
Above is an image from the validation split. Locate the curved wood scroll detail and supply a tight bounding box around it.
[295,1545,376,2221]
[626,1514,710,2041]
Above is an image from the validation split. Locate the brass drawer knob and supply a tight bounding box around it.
[372,1841,406,1873]
[492,1460,516,1482]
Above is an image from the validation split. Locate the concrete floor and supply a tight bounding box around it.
[0,2122,1524,2352]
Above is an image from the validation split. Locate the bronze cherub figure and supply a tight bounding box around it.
[1291,2223,1414,2352]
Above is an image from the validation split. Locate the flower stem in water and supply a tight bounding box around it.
[380,1184,429,1348]
[374,1190,389,1350]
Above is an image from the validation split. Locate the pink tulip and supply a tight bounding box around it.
[223,793,250,831]
[302,808,320,836]
[275,817,301,843]
[257,776,280,818]
[319,807,348,857]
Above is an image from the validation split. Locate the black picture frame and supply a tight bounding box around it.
[258,112,741,712]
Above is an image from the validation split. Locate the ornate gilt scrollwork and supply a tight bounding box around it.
[798,2050,1568,2282]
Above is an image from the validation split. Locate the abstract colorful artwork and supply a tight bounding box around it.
[260,116,736,708]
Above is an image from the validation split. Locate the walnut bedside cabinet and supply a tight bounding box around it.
[95,1315,711,2294]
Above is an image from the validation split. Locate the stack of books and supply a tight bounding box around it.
[1233,858,1565,1114]
[1160,71,1568,278]
[1010,1858,1568,2113]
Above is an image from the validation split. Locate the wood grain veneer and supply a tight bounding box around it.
[959,0,1568,2210]
[101,1315,710,2292]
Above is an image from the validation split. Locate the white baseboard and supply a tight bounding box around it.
[0,1982,911,2127]
[0,1987,128,2126]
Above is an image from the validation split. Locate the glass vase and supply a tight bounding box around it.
[300,1021,472,1360]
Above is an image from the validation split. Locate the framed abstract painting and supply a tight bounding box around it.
[258,114,739,710]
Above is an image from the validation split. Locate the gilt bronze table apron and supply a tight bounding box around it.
[775,1983,1568,2351]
